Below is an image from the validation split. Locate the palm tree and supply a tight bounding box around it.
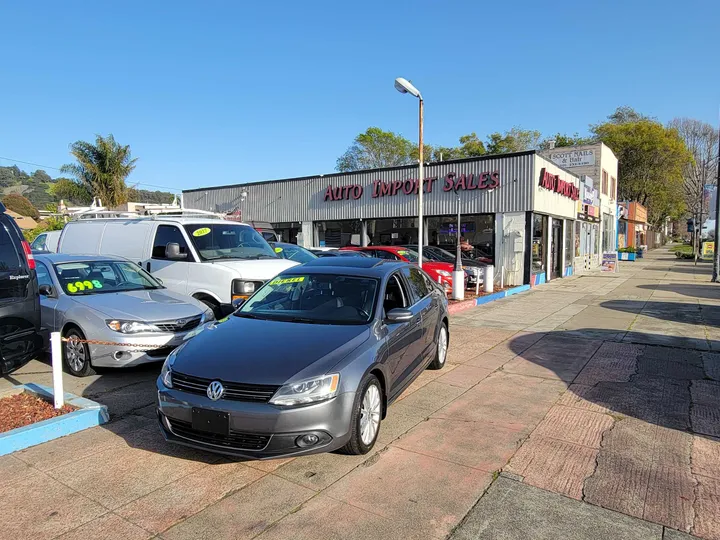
[61,134,138,207]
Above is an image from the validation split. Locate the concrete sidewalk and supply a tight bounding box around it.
[1,246,718,540]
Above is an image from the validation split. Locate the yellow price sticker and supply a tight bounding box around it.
[274,247,283,253]
[67,280,99,293]
[193,227,211,237]
[269,276,305,286]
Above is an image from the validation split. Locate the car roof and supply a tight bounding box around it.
[35,253,128,264]
[280,257,407,278]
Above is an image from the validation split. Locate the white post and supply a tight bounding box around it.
[484,265,494,294]
[50,332,64,409]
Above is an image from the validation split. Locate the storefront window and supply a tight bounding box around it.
[317,220,362,247]
[532,214,547,274]
[368,218,418,246]
[602,214,614,252]
[426,214,495,264]
[565,220,574,267]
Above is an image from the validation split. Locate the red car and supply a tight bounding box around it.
[339,246,458,292]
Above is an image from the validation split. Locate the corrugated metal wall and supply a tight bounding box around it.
[182,153,536,222]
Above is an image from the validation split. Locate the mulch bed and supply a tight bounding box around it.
[0,392,75,434]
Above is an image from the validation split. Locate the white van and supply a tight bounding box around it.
[57,216,298,314]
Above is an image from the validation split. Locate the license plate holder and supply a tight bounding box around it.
[191,408,229,435]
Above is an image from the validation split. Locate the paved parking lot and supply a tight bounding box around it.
[1,248,718,540]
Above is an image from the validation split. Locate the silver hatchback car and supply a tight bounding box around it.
[35,254,213,376]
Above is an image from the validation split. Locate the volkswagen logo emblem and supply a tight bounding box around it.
[206,381,224,401]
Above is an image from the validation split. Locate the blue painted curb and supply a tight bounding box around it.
[0,383,109,456]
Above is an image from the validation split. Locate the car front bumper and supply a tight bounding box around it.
[89,325,210,368]
[156,379,357,459]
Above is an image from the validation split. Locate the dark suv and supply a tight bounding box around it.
[0,202,42,375]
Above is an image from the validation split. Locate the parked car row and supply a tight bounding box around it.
[3,206,451,461]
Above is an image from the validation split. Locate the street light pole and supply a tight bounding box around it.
[418,97,424,269]
[395,77,424,269]
[712,124,720,281]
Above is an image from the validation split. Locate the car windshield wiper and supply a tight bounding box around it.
[233,312,267,320]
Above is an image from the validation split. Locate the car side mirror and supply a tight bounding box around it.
[38,284,55,297]
[165,243,187,260]
[231,297,245,310]
[386,308,413,323]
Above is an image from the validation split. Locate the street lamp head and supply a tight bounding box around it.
[394,77,422,100]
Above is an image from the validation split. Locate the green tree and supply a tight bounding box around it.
[485,127,542,154]
[539,132,594,149]
[23,204,65,243]
[2,193,39,219]
[49,178,93,205]
[592,107,692,226]
[61,134,138,207]
[336,127,415,171]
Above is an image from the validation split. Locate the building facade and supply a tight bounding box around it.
[542,143,619,269]
[618,202,648,248]
[183,151,583,287]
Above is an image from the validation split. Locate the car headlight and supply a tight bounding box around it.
[202,307,215,323]
[106,320,159,333]
[436,270,452,277]
[160,342,186,389]
[269,374,340,407]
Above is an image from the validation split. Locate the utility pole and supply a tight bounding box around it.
[712,123,720,281]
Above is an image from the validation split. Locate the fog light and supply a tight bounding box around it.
[296,434,320,448]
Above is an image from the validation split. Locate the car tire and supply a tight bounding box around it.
[428,322,448,370]
[340,374,382,455]
[63,328,96,377]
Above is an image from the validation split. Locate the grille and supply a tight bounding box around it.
[167,418,270,451]
[155,315,202,333]
[171,372,280,403]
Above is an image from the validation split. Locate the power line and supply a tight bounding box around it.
[0,155,179,192]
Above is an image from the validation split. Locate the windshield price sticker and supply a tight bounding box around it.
[397,250,408,255]
[193,227,211,237]
[67,280,103,293]
[269,276,305,286]
[274,247,283,253]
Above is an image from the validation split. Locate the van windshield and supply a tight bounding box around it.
[183,224,278,261]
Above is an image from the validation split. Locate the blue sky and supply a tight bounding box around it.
[1,0,718,194]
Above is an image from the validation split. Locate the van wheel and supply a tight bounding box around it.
[63,328,96,377]
[198,298,222,319]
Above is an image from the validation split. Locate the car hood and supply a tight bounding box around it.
[171,317,370,385]
[71,289,206,322]
[208,259,299,279]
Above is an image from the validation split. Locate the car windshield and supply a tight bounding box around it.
[54,260,162,295]
[236,273,378,325]
[273,244,317,264]
[395,248,432,264]
[184,224,278,261]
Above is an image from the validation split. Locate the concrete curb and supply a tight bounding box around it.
[0,383,109,456]
[448,284,531,314]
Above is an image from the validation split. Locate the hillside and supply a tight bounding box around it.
[0,165,175,208]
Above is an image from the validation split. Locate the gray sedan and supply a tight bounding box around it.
[35,254,214,377]
[157,256,449,459]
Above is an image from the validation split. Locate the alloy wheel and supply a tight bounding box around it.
[66,336,86,373]
[437,326,448,366]
[359,383,381,445]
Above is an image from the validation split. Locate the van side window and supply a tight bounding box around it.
[152,225,191,260]
[31,234,47,251]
